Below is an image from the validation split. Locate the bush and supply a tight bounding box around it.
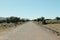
[6,16,21,23]
[42,20,47,24]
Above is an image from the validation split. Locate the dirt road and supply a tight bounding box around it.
[0,22,60,40]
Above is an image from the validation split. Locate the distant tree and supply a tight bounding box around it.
[6,16,20,23]
[37,18,41,22]
[21,19,26,22]
[33,17,45,22]
[40,17,47,24]
[6,18,10,23]
[42,20,47,24]
[56,17,60,20]
[10,16,20,23]
[40,17,45,21]
[0,20,6,23]
[25,19,30,21]
[33,19,37,21]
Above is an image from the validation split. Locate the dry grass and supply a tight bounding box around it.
[0,23,16,31]
[46,24,60,31]
[0,22,24,32]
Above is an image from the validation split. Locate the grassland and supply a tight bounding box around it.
[45,20,60,31]
[46,24,60,31]
[0,16,30,31]
[34,20,60,31]
[46,20,60,24]
[0,22,24,31]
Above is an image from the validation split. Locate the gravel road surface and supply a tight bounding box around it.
[0,22,60,40]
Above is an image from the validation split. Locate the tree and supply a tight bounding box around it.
[33,19,37,21]
[25,19,30,21]
[0,20,6,23]
[6,16,20,23]
[56,17,60,20]
[21,19,26,22]
[40,17,47,24]
[42,20,47,24]
[37,18,41,22]
[33,17,45,22]
[40,17,45,21]
[6,18,10,23]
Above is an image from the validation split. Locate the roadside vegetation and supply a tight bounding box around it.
[33,17,60,36]
[0,16,30,31]
[33,17,60,24]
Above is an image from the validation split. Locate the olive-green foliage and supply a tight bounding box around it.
[0,16,30,24]
[6,16,20,23]
[0,16,30,30]
[46,20,60,24]
[56,17,60,20]
[0,20,6,23]
[42,20,47,24]
[33,17,45,22]
[33,17,60,24]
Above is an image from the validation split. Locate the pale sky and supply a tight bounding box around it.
[0,0,60,19]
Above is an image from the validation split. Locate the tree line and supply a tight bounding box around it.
[0,16,30,23]
[33,17,60,24]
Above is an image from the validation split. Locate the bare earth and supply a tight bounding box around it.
[0,22,60,40]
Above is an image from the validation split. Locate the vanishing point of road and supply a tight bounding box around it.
[0,22,60,40]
